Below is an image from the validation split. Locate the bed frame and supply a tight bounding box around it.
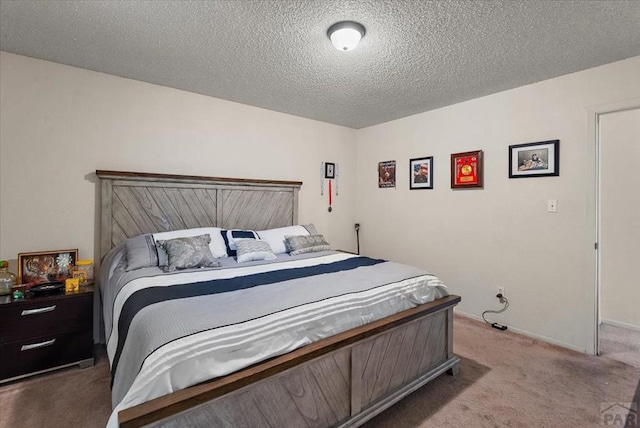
[97,170,460,428]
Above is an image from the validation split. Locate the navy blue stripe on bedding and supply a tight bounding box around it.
[111,256,384,382]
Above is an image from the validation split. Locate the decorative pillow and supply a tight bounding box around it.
[221,230,258,257]
[256,225,311,254]
[125,234,159,271]
[156,234,221,272]
[285,234,331,256]
[235,239,277,264]
[154,227,228,265]
[302,223,319,235]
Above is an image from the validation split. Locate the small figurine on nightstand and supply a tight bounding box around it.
[12,289,24,300]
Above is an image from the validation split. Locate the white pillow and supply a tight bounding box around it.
[222,229,259,255]
[256,225,312,254]
[235,239,277,263]
[153,227,228,265]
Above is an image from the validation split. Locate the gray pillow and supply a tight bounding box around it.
[302,224,319,235]
[125,234,159,271]
[156,234,221,272]
[285,234,331,256]
[235,238,277,263]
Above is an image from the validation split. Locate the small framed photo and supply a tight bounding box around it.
[18,249,78,284]
[65,277,80,293]
[410,157,433,190]
[509,140,560,178]
[378,160,396,188]
[72,270,88,284]
[451,150,483,189]
[324,162,336,179]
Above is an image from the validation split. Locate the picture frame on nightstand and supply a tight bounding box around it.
[17,249,78,284]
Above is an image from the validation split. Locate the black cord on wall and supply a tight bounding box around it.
[482,294,509,330]
[355,223,360,255]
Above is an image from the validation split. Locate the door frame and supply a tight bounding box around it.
[588,98,640,355]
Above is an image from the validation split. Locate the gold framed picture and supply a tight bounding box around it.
[72,270,87,284]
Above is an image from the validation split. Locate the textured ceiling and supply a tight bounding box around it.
[1,1,639,129]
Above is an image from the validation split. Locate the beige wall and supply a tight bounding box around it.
[356,56,640,353]
[2,50,640,353]
[600,108,640,330]
[0,52,358,269]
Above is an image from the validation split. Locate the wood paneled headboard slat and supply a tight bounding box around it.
[96,170,303,187]
[97,170,302,260]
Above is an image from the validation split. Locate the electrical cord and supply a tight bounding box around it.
[482,294,509,325]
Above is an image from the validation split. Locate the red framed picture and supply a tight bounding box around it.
[451,150,483,189]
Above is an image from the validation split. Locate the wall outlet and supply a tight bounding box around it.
[497,286,505,296]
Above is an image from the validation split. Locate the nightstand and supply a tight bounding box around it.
[0,284,94,382]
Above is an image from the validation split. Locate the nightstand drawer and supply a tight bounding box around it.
[0,329,93,380]
[0,293,92,343]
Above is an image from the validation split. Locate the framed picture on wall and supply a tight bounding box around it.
[451,150,483,189]
[509,140,560,178]
[409,156,433,190]
[378,160,396,188]
[324,162,336,179]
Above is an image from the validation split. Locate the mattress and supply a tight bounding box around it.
[100,246,449,427]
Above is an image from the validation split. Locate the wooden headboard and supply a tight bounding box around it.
[96,170,302,260]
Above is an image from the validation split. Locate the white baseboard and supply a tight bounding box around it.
[453,309,589,354]
[600,318,640,332]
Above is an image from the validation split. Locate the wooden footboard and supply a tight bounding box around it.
[119,295,461,428]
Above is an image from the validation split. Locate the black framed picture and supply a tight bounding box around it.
[324,162,335,179]
[409,156,433,190]
[509,140,560,178]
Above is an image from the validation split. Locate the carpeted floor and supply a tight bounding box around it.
[0,351,111,427]
[0,315,638,428]
[600,323,640,369]
[365,316,640,427]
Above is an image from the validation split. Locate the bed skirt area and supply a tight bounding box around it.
[120,295,460,428]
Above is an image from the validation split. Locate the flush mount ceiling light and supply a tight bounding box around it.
[327,21,366,51]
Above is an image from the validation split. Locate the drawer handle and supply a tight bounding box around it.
[21,305,56,316]
[21,338,56,351]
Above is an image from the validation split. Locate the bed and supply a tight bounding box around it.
[97,170,461,428]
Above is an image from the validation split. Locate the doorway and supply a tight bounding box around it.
[596,106,640,364]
